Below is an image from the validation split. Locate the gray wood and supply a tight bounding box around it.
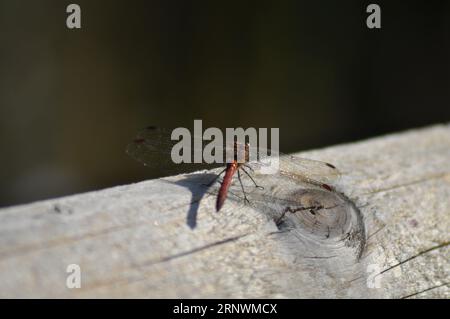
[0,124,449,298]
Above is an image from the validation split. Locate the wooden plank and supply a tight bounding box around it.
[0,124,449,298]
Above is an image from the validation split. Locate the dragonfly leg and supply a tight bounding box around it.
[203,167,227,187]
[243,163,255,172]
[237,169,250,205]
[240,166,264,190]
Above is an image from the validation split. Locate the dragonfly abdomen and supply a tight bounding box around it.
[216,162,239,212]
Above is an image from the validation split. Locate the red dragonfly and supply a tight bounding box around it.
[126,126,340,212]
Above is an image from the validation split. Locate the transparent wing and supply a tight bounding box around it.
[126,126,175,167]
[126,126,340,188]
[245,147,340,189]
[125,126,223,174]
[278,154,340,186]
[126,126,242,167]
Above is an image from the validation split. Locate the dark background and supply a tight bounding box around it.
[0,1,449,207]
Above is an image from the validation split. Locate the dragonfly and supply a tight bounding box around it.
[126,126,340,212]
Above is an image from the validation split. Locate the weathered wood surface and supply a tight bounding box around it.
[0,125,449,298]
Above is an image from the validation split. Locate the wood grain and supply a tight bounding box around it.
[0,124,449,298]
